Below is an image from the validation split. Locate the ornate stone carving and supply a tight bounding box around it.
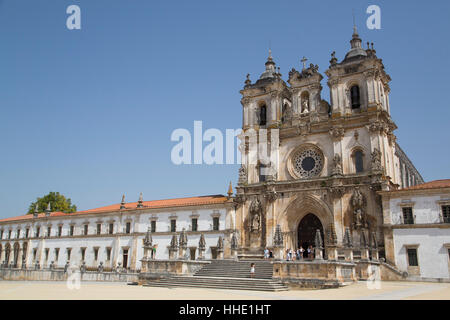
[238,165,247,185]
[331,153,343,176]
[343,228,353,248]
[314,229,323,249]
[217,236,224,250]
[251,212,260,232]
[360,231,368,249]
[249,198,262,232]
[169,234,178,250]
[273,224,283,247]
[327,223,338,246]
[351,187,367,229]
[143,227,152,247]
[371,148,382,172]
[330,186,345,199]
[368,121,383,133]
[297,122,311,136]
[234,193,246,205]
[231,231,238,250]
[264,190,279,203]
[198,234,206,250]
[329,126,345,141]
[179,228,188,248]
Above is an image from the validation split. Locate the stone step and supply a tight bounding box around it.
[143,276,288,292]
[194,260,274,280]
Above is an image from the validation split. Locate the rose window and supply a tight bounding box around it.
[292,148,323,178]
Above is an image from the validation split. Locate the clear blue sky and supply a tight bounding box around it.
[0,0,449,219]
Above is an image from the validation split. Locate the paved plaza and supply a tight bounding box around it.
[0,281,449,300]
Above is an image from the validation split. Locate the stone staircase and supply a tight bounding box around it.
[194,260,273,279]
[143,260,289,292]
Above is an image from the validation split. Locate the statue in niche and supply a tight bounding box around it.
[332,154,343,175]
[351,187,367,229]
[249,198,262,232]
[371,148,382,172]
[252,213,260,232]
[302,98,309,114]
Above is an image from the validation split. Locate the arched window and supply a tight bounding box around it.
[354,150,364,173]
[259,105,267,126]
[350,85,361,109]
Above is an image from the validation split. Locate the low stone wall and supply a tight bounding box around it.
[355,260,381,280]
[0,269,139,282]
[139,259,210,281]
[272,260,357,286]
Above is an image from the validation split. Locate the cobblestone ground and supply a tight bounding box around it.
[0,281,449,300]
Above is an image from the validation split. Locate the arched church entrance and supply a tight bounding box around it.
[297,213,324,258]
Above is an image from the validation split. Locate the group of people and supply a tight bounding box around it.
[262,245,315,261]
[285,245,314,261]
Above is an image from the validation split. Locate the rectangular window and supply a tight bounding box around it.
[58,226,62,237]
[259,165,267,183]
[16,229,21,239]
[170,220,176,232]
[33,249,37,261]
[0,230,3,239]
[26,228,29,238]
[70,225,74,236]
[97,224,101,235]
[407,248,418,267]
[81,248,86,261]
[125,222,131,234]
[84,225,88,235]
[55,248,59,261]
[94,248,99,261]
[402,207,414,224]
[45,248,49,261]
[109,223,114,234]
[106,248,111,261]
[213,217,220,231]
[47,227,51,237]
[191,219,198,232]
[67,248,72,261]
[151,221,156,233]
[442,205,450,223]
[8,230,11,239]
[36,227,40,238]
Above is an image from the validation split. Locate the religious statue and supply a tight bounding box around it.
[332,154,343,175]
[371,148,382,172]
[351,188,367,229]
[251,213,260,232]
[302,99,309,113]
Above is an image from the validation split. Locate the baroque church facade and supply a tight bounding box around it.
[0,28,425,276]
[234,27,423,261]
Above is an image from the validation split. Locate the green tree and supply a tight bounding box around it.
[27,192,77,214]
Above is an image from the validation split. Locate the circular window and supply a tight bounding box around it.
[291,147,324,178]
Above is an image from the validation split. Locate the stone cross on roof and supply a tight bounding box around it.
[301,56,308,69]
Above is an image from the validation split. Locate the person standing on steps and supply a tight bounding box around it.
[250,263,255,278]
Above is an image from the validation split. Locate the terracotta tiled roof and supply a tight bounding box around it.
[399,179,450,191]
[0,195,228,224]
